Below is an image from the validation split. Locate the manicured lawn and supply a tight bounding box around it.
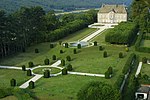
[0,69,32,88]
[140,40,150,47]
[33,67,61,74]
[141,64,150,76]
[0,96,17,100]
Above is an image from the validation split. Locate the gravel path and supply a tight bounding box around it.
[135,62,143,78]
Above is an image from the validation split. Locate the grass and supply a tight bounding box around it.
[33,67,61,74]
[141,64,150,76]
[0,96,17,100]
[140,39,150,47]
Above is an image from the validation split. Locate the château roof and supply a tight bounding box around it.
[98,4,127,14]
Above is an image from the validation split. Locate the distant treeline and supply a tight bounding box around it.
[0,6,97,59]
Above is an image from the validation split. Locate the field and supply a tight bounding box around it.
[140,40,150,47]
[0,28,131,99]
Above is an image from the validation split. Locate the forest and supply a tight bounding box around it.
[0,6,97,59]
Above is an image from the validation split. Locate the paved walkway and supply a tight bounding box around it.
[135,62,143,78]
[68,71,105,77]
[0,65,30,70]
[147,60,150,64]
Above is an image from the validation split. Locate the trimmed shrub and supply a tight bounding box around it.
[27,69,32,76]
[44,70,50,78]
[50,44,54,48]
[105,71,110,79]
[73,49,77,54]
[52,55,56,60]
[125,47,129,52]
[44,58,50,65]
[66,64,73,71]
[94,41,97,46]
[61,59,65,66]
[62,68,68,75]
[59,41,62,45]
[142,57,147,63]
[28,62,34,68]
[99,46,103,51]
[108,67,113,75]
[22,65,26,71]
[77,44,81,49]
[103,51,107,58]
[65,43,69,48]
[29,81,34,89]
[10,79,16,87]
[60,50,63,54]
[35,49,39,53]
[66,56,71,61]
[119,52,123,58]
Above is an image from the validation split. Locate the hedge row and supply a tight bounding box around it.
[115,74,124,89]
[135,33,150,53]
[105,22,138,45]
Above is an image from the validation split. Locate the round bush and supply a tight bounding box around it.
[44,70,50,78]
[119,52,123,58]
[44,58,50,65]
[52,55,56,60]
[77,44,81,49]
[29,81,34,89]
[61,59,65,66]
[66,64,73,71]
[142,57,147,63]
[125,47,129,52]
[28,62,34,68]
[103,51,107,58]
[65,43,69,48]
[22,65,26,71]
[10,79,16,87]
[99,46,103,51]
[62,68,68,75]
[60,50,63,54]
[35,49,39,53]
[94,41,97,46]
[66,56,71,61]
[73,49,77,54]
[27,69,32,76]
[50,44,54,48]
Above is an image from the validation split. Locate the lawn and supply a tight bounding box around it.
[140,40,150,47]
[141,64,150,76]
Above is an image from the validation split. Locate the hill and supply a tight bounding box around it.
[0,0,132,13]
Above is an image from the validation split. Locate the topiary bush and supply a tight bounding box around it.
[65,43,69,48]
[103,51,107,58]
[29,81,34,89]
[66,56,71,61]
[10,79,16,87]
[62,68,68,75]
[105,71,110,79]
[59,41,62,45]
[22,65,26,71]
[28,61,34,68]
[108,67,113,75]
[27,69,32,76]
[44,70,50,78]
[52,55,56,60]
[125,47,129,52]
[142,57,147,63]
[35,49,39,53]
[60,50,63,54]
[44,58,50,65]
[61,59,65,66]
[94,41,97,46]
[77,44,81,49]
[73,49,77,54]
[99,46,103,51]
[119,52,123,58]
[66,64,73,71]
[50,43,54,48]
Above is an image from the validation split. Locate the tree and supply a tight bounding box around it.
[73,49,77,54]
[61,59,65,66]
[119,52,123,58]
[35,48,39,53]
[66,56,71,61]
[52,55,56,60]
[77,44,81,49]
[77,81,121,100]
[22,65,26,71]
[10,79,16,87]
[103,51,107,58]
[62,68,68,75]
[29,81,34,89]
[44,70,50,78]
[28,62,34,68]
[44,58,50,65]
[65,43,69,48]
[27,69,32,76]
[66,64,73,71]
[94,41,97,46]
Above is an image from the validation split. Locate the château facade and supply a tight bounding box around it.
[97,4,127,23]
